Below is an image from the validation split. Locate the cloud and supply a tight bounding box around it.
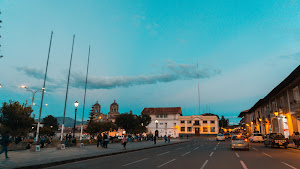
[17,66,46,80]
[70,61,221,89]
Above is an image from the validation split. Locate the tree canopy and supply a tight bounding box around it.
[0,101,34,137]
[115,113,151,134]
[40,115,59,136]
[85,121,117,136]
[219,115,229,128]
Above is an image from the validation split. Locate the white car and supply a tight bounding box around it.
[249,133,264,142]
[216,134,225,141]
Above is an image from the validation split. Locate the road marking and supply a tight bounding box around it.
[235,152,240,157]
[281,162,297,169]
[122,158,149,166]
[157,159,176,168]
[209,152,214,157]
[157,151,170,156]
[175,147,183,150]
[252,147,259,151]
[181,151,191,156]
[214,147,217,150]
[200,160,208,169]
[262,152,272,158]
[194,147,199,150]
[216,144,218,147]
[240,160,248,169]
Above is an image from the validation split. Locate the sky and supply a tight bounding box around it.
[0,0,300,124]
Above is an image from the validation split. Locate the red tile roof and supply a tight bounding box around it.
[141,107,182,115]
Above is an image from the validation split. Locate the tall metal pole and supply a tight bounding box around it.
[80,45,91,141]
[73,107,77,138]
[197,62,200,115]
[61,35,75,142]
[36,31,53,143]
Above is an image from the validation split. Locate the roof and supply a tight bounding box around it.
[201,113,219,119]
[111,100,119,107]
[141,107,182,116]
[238,109,249,118]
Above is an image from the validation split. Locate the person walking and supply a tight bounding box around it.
[154,135,157,144]
[164,135,167,143]
[122,135,128,150]
[103,132,108,148]
[168,135,170,143]
[97,133,102,147]
[0,131,10,159]
[40,136,46,148]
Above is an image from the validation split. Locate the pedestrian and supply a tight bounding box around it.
[164,135,167,142]
[154,135,157,144]
[40,136,45,148]
[122,135,128,150]
[295,132,300,148]
[292,132,296,146]
[168,135,170,143]
[103,132,108,148]
[0,131,10,159]
[97,133,102,147]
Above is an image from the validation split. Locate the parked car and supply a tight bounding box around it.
[264,133,289,149]
[249,133,264,142]
[224,133,231,139]
[231,135,249,151]
[216,134,225,141]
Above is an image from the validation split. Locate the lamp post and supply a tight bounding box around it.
[155,120,159,137]
[21,85,46,106]
[73,101,79,138]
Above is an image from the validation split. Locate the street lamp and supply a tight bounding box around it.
[73,101,79,139]
[0,84,2,88]
[21,85,46,106]
[259,118,262,122]
[155,120,159,137]
[274,112,279,117]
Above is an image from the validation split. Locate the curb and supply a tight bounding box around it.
[16,140,191,169]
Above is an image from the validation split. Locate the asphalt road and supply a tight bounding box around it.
[47,137,300,169]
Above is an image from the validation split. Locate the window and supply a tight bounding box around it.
[173,123,176,127]
[194,120,199,125]
[180,120,185,124]
[187,127,192,132]
[203,127,208,132]
[181,127,185,131]
[203,120,207,123]
[164,114,168,118]
[160,115,163,118]
[210,121,215,124]
[293,86,300,103]
[280,97,285,108]
[211,127,215,132]
[160,123,163,125]
[187,121,192,124]
[156,115,159,118]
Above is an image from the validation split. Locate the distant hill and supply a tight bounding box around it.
[55,117,87,127]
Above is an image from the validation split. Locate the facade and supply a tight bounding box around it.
[240,65,300,139]
[141,107,182,138]
[91,101,107,122]
[108,100,120,123]
[178,113,219,136]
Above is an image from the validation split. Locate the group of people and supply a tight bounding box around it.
[292,132,300,148]
[96,132,109,148]
[164,135,171,143]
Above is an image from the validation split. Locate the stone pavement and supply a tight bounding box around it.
[0,139,189,169]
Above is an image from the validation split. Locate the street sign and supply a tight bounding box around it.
[36,145,40,152]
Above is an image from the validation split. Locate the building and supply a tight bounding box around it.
[108,100,120,123]
[90,101,107,122]
[141,107,182,138]
[178,113,219,136]
[238,110,250,134]
[241,65,300,138]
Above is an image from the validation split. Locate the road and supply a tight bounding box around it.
[47,137,300,169]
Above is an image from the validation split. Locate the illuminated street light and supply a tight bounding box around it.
[21,85,44,106]
[0,84,2,88]
[73,101,79,139]
[274,112,279,117]
[259,118,262,122]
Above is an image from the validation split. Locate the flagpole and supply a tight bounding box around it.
[197,62,200,115]
[80,45,91,141]
[61,35,75,142]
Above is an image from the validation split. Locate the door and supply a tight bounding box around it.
[195,128,200,136]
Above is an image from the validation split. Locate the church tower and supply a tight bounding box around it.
[108,100,120,122]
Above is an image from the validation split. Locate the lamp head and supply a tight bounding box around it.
[74,101,79,108]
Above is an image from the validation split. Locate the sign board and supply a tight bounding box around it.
[61,144,65,150]
[36,145,40,152]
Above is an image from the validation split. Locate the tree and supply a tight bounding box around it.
[219,115,229,128]
[88,107,96,123]
[39,115,59,136]
[137,114,151,127]
[0,101,34,137]
[85,121,117,136]
[115,113,138,134]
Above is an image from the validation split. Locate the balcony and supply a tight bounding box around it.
[193,123,200,126]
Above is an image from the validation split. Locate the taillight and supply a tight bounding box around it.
[245,139,248,142]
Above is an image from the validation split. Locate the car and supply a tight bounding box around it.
[216,134,225,141]
[224,133,231,139]
[264,133,289,149]
[231,135,249,151]
[249,133,264,142]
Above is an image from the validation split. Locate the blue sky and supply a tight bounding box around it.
[0,0,300,124]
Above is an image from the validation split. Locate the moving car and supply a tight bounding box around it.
[231,135,249,151]
[264,133,289,149]
[249,133,264,142]
[224,133,231,139]
[216,134,225,141]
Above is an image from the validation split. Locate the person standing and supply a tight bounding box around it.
[97,133,102,147]
[103,132,108,148]
[164,135,167,143]
[122,135,128,150]
[40,136,46,148]
[168,135,170,143]
[154,135,157,144]
[0,131,10,159]
[295,132,300,148]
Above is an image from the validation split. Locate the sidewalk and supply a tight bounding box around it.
[0,139,189,169]
[288,143,300,150]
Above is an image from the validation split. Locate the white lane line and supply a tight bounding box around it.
[175,147,183,150]
[240,160,248,169]
[157,151,170,156]
[157,159,176,168]
[122,158,149,167]
[193,147,199,150]
[252,147,259,151]
[200,160,208,169]
[216,144,219,147]
[262,152,272,158]
[281,162,297,169]
[209,152,214,157]
[181,151,191,156]
[235,152,240,157]
[214,147,217,150]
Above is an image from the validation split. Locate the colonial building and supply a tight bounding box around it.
[141,107,182,138]
[108,100,120,123]
[240,65,300,139]
[89,101,107,122]
[178,113,219,136]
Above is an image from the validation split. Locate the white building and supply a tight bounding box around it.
[141,107,182,138]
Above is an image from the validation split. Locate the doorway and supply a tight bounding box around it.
[195,128,200,136]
